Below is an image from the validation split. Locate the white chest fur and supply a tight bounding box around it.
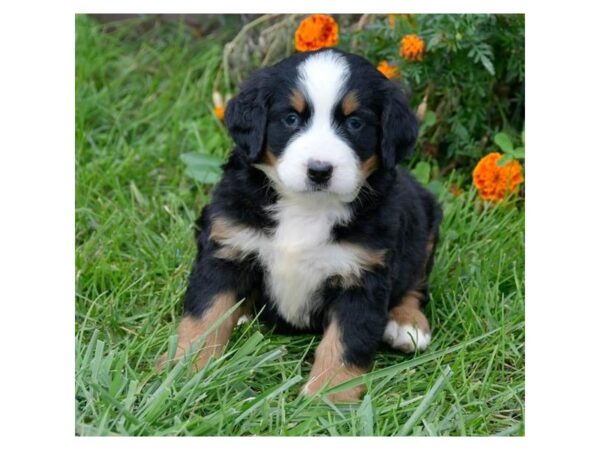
[262,197,351,326]
[211,196,382,328]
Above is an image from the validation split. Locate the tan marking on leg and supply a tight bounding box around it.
[290,89,306,113]
[420,231,437,276]
[341,90,360,116]
[389,290,430,333]
[385,233,436,352]
[156,292,239,371]
[303,319,366,403]
[360,154,380,179]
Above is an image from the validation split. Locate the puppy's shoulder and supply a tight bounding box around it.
[200,148,276,231]
[390,167,442,237]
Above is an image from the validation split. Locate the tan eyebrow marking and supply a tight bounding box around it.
[290,89,306,113]
[341,90,360,115]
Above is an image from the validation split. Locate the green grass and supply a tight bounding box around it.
[75,15,525,436]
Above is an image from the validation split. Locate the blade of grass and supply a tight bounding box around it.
[398,365,453,436]
[234,375,303,425]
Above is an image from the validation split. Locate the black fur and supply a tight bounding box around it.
[183,49,441,370]
[224,68,272,162]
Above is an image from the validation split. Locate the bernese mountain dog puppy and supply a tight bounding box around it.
[158,48,442,402]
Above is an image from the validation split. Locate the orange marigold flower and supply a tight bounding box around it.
[295,14,339,52]
[472,152,524,203]
[213,106,225,121]
[377,60,399,79]
[212,91,225,121]
[400,34,425,61]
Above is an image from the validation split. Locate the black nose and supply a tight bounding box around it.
[307,160,333,184]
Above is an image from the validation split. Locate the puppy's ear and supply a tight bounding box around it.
[380,84,419,169]
[224,69,272,162]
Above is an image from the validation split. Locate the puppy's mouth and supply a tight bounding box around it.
[306,180,330,192]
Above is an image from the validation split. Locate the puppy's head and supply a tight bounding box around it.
[225,49,418,202]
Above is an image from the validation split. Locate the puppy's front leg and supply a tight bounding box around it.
[157,213,259,371]
[303,276,389,402]
[157,255,247,371]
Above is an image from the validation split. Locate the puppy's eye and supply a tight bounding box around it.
[346,116,364,131]
[283,113,300,128]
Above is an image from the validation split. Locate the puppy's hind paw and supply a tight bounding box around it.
[382,321,431,353]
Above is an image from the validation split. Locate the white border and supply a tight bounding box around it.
[2,0,600,448]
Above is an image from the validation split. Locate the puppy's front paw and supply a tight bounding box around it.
[236,314,251,326]
[383,320,431,353]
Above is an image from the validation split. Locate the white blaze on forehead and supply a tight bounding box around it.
[297,50,350,121]
[273,51,361,200]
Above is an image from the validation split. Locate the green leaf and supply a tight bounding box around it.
[493,132,514,153]
[479,53,495,76]
[513,147,525,159]
[180,152,224,169]
[181,152,225,184]
[497,154,514,167]
[420,111,437,133]
[412,161,431,184]
[427,179,444,197]
[184,166,222,185]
